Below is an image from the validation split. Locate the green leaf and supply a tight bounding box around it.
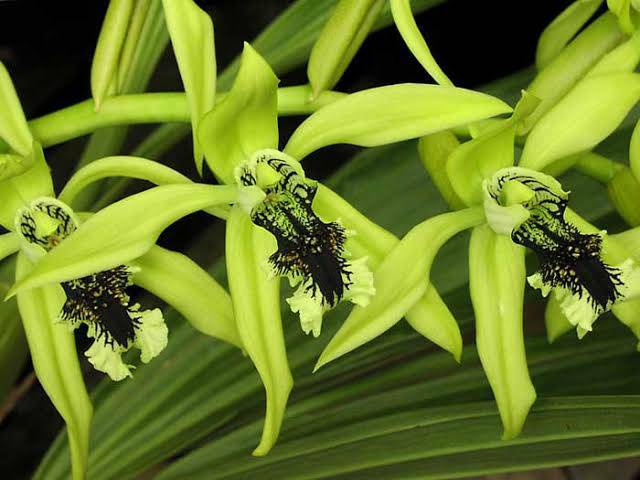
[15,253,92,480]
[91,0,135,110]
[0,61,33,156]
[225,207,292,455]
[284,84,511,160]
[308,0,384,97]
[8,184,238,295]
[521,12,624,133]
[163,0,216,175]
[536,0,603,69]
[315,207,484,370]
[131,244,241,348]
[198,43,278,184]
[390,0,453,85]
[469,225,536,439]
[520,73,640,171]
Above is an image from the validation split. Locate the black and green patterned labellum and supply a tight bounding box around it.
[60,266,140,349]
[494,172,625,313]
[240,156,352,307]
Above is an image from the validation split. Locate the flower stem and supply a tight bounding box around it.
[26,86,347,149]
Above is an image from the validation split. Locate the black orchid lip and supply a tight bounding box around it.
[500,173,625,313]
[240,156,353,307]
[60,266,141,349]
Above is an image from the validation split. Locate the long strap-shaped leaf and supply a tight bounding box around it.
[15,253,92,480]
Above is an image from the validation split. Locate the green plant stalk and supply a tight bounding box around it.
[26,88,345,149]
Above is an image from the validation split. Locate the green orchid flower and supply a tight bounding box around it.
[194,35,511,453]
[0,145,241,478]
[484,167,640,337]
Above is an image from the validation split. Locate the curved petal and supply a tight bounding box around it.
[131,244,241,348]
[284,84,512,161]
[198,43,278,183]
[163,0,216,174]
[8,184,238,295]
[314,184,463,359]
[390,0,452,86]
[469,225,536,440]
[15,253,92,480]
[315,207,484,370]
[225,207,292,456]
[0,61,33,156]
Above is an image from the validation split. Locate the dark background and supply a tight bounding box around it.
[0,0,575,477]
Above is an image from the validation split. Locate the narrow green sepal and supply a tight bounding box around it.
[390,0,453,86]
[8,184,239,296]
[0,61,33,156]
[198,43,278,184]
[284,84,512,161]
[131,245,242,348]
[163,0,216,175]
[226,207,292,456]
[15,253,92,480]
[469,225,536,440]
[315,207,484,370]
[520,73,640,171]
